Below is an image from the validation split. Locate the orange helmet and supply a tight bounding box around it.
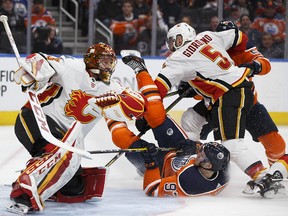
[84,43,117,84]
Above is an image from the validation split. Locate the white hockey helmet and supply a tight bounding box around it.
[166,22,196,52]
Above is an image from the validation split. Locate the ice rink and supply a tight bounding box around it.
[0,119,287,216]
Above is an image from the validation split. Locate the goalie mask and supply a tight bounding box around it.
[166,22,196,52]
[84,43,117,84]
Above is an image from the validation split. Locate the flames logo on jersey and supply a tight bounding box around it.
[65,90,96,123]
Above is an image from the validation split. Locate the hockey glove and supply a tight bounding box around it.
[239,60,261,78]
[14,53,56,92]
[140,141,158,170]
[121,50,147,74]
[177,81,197,98]
[176,139,201,156]
[135,117,151,135]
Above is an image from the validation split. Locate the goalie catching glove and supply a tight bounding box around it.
[88,88,145,122]
[14,53,56,92]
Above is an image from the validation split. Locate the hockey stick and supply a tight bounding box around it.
[0,15,92,159]
[165,90,178,98]
[104,93,184,167]
[89,147,175,154]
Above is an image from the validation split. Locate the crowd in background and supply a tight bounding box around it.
[0,0,286,58]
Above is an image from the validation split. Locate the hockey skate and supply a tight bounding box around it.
[6,194,32,215]
[243,170,286,198]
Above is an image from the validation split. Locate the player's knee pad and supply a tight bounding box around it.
[258,131,286,165]
[181,107,207,141]
[49,167,108,203]
[222,139,265,179]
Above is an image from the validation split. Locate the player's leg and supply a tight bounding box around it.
[181,100,209,141]
[212,87,267,180]
[14,107,65,156]
[246,102,286,166]
[136,71,166,128]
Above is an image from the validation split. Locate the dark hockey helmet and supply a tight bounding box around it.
[84,43,117,84]
[202,142,230,171]
[216,20,238,32]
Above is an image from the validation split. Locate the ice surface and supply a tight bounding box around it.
[0,119,287,216]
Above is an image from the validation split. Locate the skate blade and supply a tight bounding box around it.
[6,203,29,215]
[262,187,287,199]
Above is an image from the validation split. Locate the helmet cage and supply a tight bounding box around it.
[84,43,117,84]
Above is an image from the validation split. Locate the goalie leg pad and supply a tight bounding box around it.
[10,122,83,211]
[49,167,108,203]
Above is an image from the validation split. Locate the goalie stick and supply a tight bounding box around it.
[0,15,92,159]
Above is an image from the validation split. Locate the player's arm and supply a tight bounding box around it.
[106,118,140,149]
[232,47,271,77]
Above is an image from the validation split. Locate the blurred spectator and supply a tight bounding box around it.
[203,0,217,10]
[239,14,262,48]
[177,0,209,8]
[110,0,147,54]
[255,0,285,19]
[137,14,167,56]
[96,0,123,27]
[25,0,56,29]
[0,0,26,53]
[159,0,182,29]
[0,0,25,32]
[230,0,252,17]
[25,0,55,46]
[209,15,219,31]
[181,15,193,27]
[258,32,284,58]
[32,25,63,54]
[225,5,241,24]
[13,0,28,18]
[251,5,285,43]
[133,0,150,16]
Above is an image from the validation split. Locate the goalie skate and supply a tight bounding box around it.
[6,202,30,215]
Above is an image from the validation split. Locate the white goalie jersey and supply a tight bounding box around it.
[24,54,125,137]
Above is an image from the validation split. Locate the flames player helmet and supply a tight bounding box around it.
[166,22,196,52]
[202,142,230,171]
[216,20,238,32]
[84,43,117,84]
